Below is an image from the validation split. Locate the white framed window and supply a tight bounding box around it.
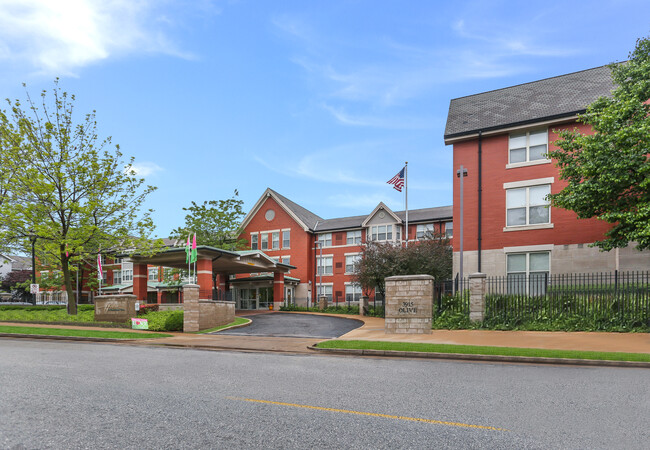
[445,221,453,238]
[281,256,290,272]
[416,224,434,239]
[113,270,121,285]
[509,129,548,164]
[506,252,550,295]
[396,225,401,242]
[317,284,332,301]
[272,232,280,250]
[347,230,362,245]
[345,284,362,302]
[317,233,332,247]
[261,233,268,250]
[148,267,158,281]
[250,234,258,250]
[369,225,393,242]
[282,230,290,248]
[506,185,550,227]
[345,254,361,273]
[316,255,333,275]
[122,269,133,283]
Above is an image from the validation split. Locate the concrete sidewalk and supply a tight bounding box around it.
[2,314,649,356]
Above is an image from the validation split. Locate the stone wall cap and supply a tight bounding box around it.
[183,284,200,288]
[468,273,487,278]
[385,275,434,281]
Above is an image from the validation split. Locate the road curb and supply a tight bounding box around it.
[0,333,135,343]
[307,346,650,368]
[205,318,253,334]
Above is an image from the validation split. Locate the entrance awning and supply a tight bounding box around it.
[126,246,295,275]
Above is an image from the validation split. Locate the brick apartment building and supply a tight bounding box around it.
[444,65,649,279]
[236,188,452,308]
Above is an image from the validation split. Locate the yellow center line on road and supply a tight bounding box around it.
[226,397,508,432]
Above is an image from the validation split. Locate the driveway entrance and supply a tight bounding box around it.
[216,312,363,339]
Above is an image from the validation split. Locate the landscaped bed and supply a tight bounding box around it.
[315,340,650,363]
[196,317,251,334]
[0,325,171,339]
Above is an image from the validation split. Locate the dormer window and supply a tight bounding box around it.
[369,225,393,242]
[509,129,548,164]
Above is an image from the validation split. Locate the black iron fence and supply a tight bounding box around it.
[435,271,650,327]
[484,271,650,324]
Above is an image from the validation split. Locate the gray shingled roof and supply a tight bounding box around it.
[269,189,323,230]
[444,65,616,141]
[314,206,452,232]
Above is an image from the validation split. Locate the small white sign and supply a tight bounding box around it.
[30,284,39,294]
[135,302,140,311]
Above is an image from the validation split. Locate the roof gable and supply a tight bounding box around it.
[240,188,323,232]
[361,202,402,227]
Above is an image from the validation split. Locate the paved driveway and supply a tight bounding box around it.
[216,312,363,338]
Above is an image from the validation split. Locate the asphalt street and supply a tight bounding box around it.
[217,312,363,338]
[1,339,648,449]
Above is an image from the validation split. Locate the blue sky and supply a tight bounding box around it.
[1,0,649,237]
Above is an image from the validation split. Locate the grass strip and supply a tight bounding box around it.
[196,317,251,334]
[0,325,171,339]
[315,340,650,362]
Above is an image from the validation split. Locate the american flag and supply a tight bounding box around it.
[387,167,405,192]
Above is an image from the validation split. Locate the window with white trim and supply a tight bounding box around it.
[261,233,268,250]
[509,129,548,163]
[317,233,332,247]
[317,285,332,301]
[445,221,453,238]
[345,254,360,273]
[281,256,290,272]
[416,224,434,239]
[507,252,549,295]
[148,267,158,281]
[369,225,393,242]
[316,255,333,275]
[345,284,362,302]
[282,230,290,248]
[122,269,133,283]
[113,270,121,285]
[272,232,280,250]
[506,185,550,226]
[250,234,258,250]
[347,230,361,245]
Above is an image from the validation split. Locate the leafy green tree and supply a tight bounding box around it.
[548,37,650,251]
[0,80,161,314]
[354,232,452,299]
[170,191,247,250]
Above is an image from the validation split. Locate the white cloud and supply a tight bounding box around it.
[0,0,210,76]
[322,104,434,130]
[127,161,163,177]
[326,193,389,209]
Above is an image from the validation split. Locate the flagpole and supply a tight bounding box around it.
[405,161,409,248]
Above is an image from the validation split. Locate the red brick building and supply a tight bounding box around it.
[237,188,452,309]
[444,65,649,279]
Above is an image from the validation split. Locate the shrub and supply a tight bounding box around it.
[138,310,183,332]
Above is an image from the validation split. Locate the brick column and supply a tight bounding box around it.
[133,263,149,301]
[273,272,285,310]
[469,273,486,322]
[385,275,433,334]
[156,290,163,305]
[183,284,200,332]
[216,273,227,298]
[196,258,213,299]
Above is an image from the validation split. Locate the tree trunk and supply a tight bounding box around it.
[62,252,77,315]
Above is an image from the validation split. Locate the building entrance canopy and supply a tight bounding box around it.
[125,246,295,305]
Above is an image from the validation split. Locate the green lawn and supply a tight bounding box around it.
[315,340,650,362]
[196,317,251,334]
[0,325,171,339]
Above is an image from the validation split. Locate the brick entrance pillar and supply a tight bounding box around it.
[196,258,213,299]
[133,263,148,301]
[273,272,285,310]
